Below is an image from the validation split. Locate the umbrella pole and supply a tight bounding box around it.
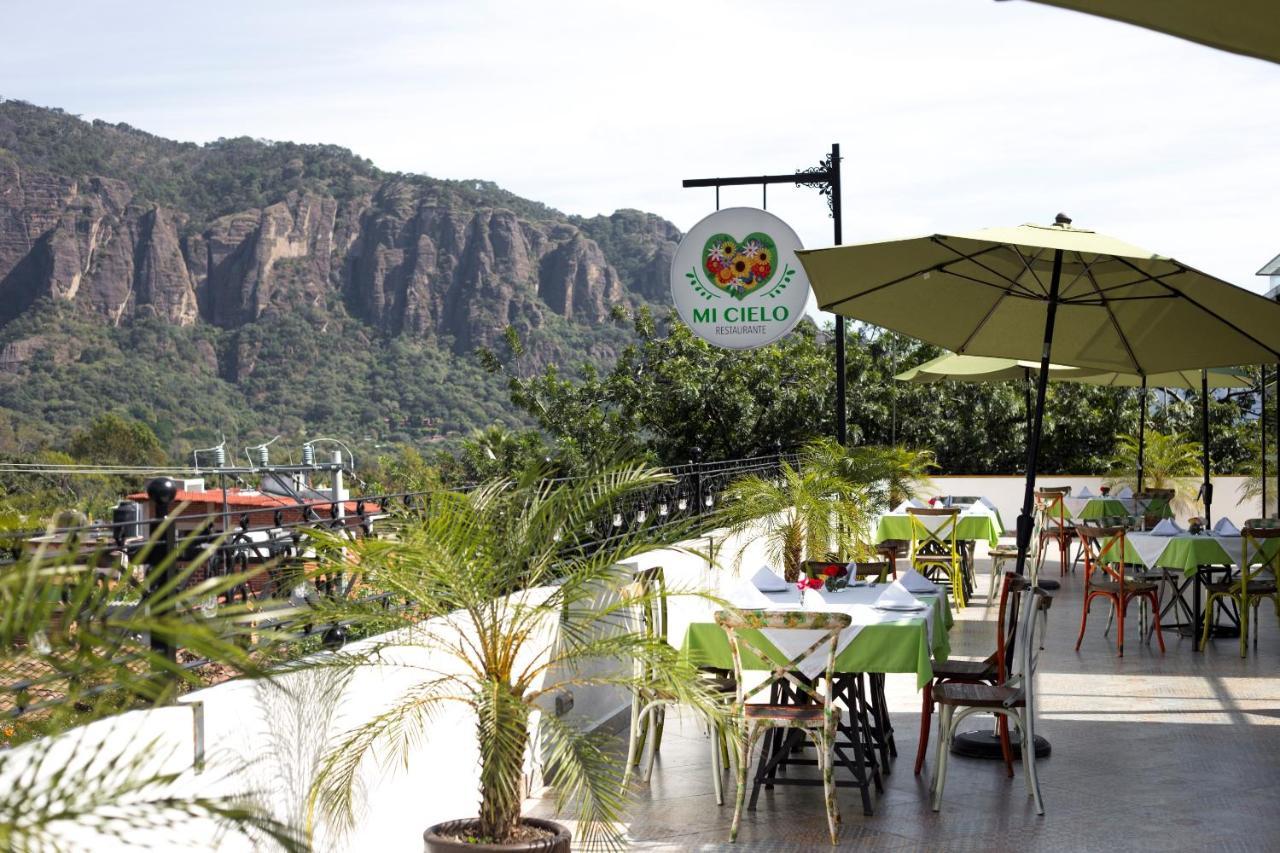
[1262,367,1267,518]
[1024,368,1032,438]
[957,248,1061,766]
[1201,369,1212,525]
[1137,377,1147,493]
[1014,249,1063,578]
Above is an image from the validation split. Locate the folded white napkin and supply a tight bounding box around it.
[897,568,939,594]
[893,498,926,513]
[1113,485,1133,499]
[875,580,924,609]
[750,565,790,592]
[978,496,998,512]
[1213,518,1240,536]
[1150,518,1183,536]
[1077,486,1094,498]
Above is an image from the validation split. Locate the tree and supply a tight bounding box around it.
[718,440,877,582]
[307,463,720,849]
[1107,430,1203,513]
[67,414,166,467]
[485,308,835,470]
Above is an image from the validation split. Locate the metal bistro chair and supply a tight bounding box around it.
[624,566,735,803]
[930,586,1050,815]
[1202,525,1280,657]
[717,609,850,845]
[915,571,1029,777]
[1075,524,1165,657]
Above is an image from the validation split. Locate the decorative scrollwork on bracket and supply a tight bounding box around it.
[795,153,837,217]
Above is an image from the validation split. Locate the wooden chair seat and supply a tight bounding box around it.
[1203,579,1277,596]
[1090,578,1159,595]
[932,681,1024,710]
[989,545,1020,557]
[745,703,826,723]
[932,658,997,680]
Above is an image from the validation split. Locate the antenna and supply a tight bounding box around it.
[244,435,281,468]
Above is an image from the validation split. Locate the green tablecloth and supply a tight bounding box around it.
[1108,533,1280,577]
[679,592,953,690]
[1070,497,1173,520]
[874,513,1001,547]
[1074,498,1129,520]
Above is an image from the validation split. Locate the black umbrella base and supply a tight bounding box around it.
[951,729,1051,760]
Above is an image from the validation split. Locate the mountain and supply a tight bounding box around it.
[0,99,681,453]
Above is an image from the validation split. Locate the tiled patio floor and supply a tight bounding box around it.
[530,553,1280,851]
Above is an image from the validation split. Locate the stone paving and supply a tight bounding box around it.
[530,553,1280,851]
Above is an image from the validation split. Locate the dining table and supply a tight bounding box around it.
[873,504,1003,549]
[1108,531,1280,650]
[680,579,953,815]
[1063,495,1173,521]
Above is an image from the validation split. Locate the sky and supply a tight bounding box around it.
[2,0,1278,319]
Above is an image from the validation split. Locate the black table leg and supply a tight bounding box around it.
[1192,570,1203,652]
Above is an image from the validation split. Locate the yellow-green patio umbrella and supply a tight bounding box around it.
[1014,0,1280,65]
[798,214,1280,574]
[1070,367,1255,506]
[894,354,1098,384]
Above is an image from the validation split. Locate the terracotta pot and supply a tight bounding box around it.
[423,818,571,853]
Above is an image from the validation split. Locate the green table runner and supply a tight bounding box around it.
[1107,533,1280,577]
[680,592,953,689]
[874,513,1001,547]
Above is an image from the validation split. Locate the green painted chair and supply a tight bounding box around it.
[907,507,965,609]
[716,608,849,846]
[1202,525,1280,657]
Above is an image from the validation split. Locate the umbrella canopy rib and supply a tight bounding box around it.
[1080,257,1142,373]
[934,237,1047,298]
[1111,256,1280,363]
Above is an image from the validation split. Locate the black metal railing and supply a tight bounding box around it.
[0,452,795,721]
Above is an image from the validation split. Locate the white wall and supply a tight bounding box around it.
[6,517,774,853]
[927,474,1259,530]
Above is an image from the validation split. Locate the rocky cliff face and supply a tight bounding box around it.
[0,158,679,356]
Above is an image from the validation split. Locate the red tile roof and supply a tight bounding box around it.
[126,489,365,514]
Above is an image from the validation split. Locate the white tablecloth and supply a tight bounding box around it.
[726,582,939,679]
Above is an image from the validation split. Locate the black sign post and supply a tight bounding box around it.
[682,143,845,444]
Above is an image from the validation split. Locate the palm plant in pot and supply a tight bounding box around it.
[718,440,876,582]
[307,462,722,852]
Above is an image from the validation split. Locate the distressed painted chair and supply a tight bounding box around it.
[907,507,966,609]
[930,586,1050,815]
[1074,524,1165,657]
[915,571,1028,777]
[1202,525,1280,657]
[716,608,849,845]
[987,540,1021,599]
[623,566,734,803]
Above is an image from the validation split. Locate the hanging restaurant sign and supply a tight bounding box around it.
[669,207,810,349]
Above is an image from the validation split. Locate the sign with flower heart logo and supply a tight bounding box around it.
[702,232,779,300]
[670,207,810,349]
